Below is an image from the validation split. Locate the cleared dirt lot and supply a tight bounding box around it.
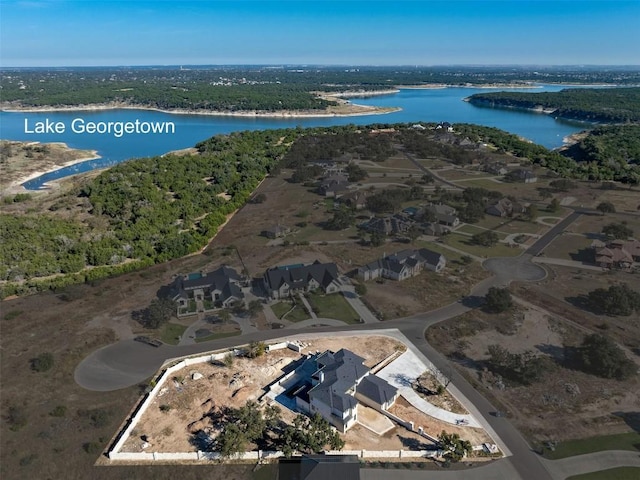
[119,334,492,455]
[427,301,640,447]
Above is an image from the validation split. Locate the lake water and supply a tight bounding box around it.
[0,84,591,190]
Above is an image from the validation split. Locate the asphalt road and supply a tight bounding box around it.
[526,210,582,256]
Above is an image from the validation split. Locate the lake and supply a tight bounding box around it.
[0,84,591,190]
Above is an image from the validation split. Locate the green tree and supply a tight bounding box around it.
[281,413,344,458]
[602,222,633,240]
[596,201,616,215]
[30,352,54,372]
[588,283,640,316]
[437,431,472,462]
[247,299,263,318]
[325,208,354,230]
[145,297,175,329]
[216,423,248,458]
[370,230,385,247]
[484,287,512,313]
[246,341,267,359]
[548,198,561,213]
[524,204,539,222]
[217,309,232,323]
[345,163,367,182]
[471,230,499,247]
[577,334,637,380]
[406,225,421,244]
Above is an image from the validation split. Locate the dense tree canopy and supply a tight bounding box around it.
[576,334,637,380]
[588,284,640,316]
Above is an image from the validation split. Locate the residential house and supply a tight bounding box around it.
[425,203,460,227]
[505,168,538,183]
[170,265,245,316]
[485,198,526,217]
[421,222,450,237]
[294,349,398,433]
[319,174,350,198]
[358,248,446,281]
[483,162,508,176]
[263,261,342,300]
[335,190,368,210]
[359,214,413,236]
[591,238,640,269]
[262,224,291,239]
[436,121,454,132]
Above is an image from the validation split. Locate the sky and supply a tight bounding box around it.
[1,0,639,67]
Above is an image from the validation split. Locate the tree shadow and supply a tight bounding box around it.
[611,412,640,437]
[397,435,435,450]
[391,373,415,388]
[461,295,484,309]
[565,295,598,314]
[534,344,565,362]
[569,248,593,262]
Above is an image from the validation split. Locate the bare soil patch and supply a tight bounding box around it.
[120,335,407,453]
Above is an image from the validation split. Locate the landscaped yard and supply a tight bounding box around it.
[542,234,594,261]
[194,328,241,343]
[160,322,188,345]
[543,432,640,460]
[270,301,310,322]
[307,292,360,324]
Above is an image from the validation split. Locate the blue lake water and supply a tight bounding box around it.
[0,84,592,190]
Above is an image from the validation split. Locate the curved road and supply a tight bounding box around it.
[74,209,597,480]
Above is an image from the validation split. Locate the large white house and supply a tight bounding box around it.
[357,248,446,282]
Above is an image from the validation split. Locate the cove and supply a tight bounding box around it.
[0,84,591,190]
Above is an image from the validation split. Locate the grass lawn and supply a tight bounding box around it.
[567,467,640,480]
[307,292,360,324]
[543,432,640,460]
[444,233,521,258]
[159,322,188,345]
[456,224,509,238]
[194,329,240,343]
[270,301,310,322]
[454,178,508,190]
[474,216,543,235]
[543,234,594,261]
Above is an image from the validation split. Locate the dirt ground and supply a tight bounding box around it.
[426,301,640,446]
[118,334,492,455]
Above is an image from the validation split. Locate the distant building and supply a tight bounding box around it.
[278,455,361,480]
[262,224,291,239]
[483,162,508,176]
[335,190,368,210]
[359,214,413,236]
[436,122,454,133]
[262,261,342,300]
[358,248,446,281]
[319,174,350,197]
[486,198,526,217]
[505,168,538,183]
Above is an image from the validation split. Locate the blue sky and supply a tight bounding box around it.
[1,1,638,66]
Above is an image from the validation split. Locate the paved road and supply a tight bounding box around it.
[526,211,582,256]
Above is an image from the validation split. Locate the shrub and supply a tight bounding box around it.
[484,287,512,313]
[6,405,28,431]
[49,405,67,417]
[30,352,54,372]
[82,442,102,454]
[159,404,172,412]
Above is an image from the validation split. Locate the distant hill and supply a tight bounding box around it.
[466,87,640,124]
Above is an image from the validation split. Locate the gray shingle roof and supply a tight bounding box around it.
[356,375,398,406]
[264,261,340,293]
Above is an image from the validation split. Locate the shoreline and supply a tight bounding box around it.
[397,83,541,90]
[2,141,101,195]
[1,101,401,118]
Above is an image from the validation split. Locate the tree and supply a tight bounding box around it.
[325,208,354,230]
[437,431,471,462]
[421,173,434,184]
[345,163,367,182]
[486,345,549,385]
[246,341,267,358]
[596,201,616,215]
[145,297,175,329]
[484,287,512,313]
[548,198,561,213]
[247,299,263,318]
[471,230,499,247]
[602,222,633,240]
[524,204,539,222]
[281,413,344,458]
[216,423,248,458]
[406,224,421,244]
[30,352,54,372]
[588,283,640,316]
[577,334,637,380]
[370,230,385,247]
[217,309,231,323]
